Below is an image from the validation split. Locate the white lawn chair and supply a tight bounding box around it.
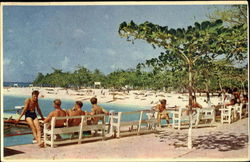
[172,108,199,130]
[234,103,243,120]
[220,106,233,124]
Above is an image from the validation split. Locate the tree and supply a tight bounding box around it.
[33,72,44,86]
[118,19,247,148]
[208,5,247,26]
[72,66,92,89]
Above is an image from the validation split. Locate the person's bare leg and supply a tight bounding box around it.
[26,118,38,142]
[33,118,42,145]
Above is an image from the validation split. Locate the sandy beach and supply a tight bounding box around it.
[4,117,249,160]
[3,87,249,160]
[3,87,222,108]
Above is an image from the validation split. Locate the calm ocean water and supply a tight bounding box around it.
[4,95,151,147]
[4,82,32,87]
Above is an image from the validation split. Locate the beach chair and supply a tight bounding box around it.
[110,110,158,138]
[172,108,200,130]
[220,106,233,124]
[235,103,248,120]
[196,108,215,127]
[234,103,243,120]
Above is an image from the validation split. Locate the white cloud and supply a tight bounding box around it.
[8,29,14,33]
[72,28,85,38]
[3,58,11,65]
[61,56,70,70]
[20,61,24,65]
[85,47,100,55]
[104,14,109,20]
[106,48,116,56]
[110,64,116,69]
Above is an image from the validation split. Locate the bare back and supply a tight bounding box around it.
[45,109,66,127]
[67,109,85,126]
[91,105,107,124]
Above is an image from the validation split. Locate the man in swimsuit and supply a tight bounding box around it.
[44,99,67,140]
[66,101,85,126]
[153,99,170,127]
[16,90,45,147]
[44,99,67,127]
[90,97,109,124]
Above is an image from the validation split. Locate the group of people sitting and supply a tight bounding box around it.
[220,87,248,107]
[152,96,203,127]
[15,90,109,148]
[152,88,249,127]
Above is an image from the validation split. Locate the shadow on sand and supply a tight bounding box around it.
[156,131,248,152]
[4,148,24,157]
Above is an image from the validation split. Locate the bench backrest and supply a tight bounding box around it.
[48,114,107,129]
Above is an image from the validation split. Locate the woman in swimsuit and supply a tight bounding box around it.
[16,90,45,147]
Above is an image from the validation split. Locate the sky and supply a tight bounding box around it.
[3,4,230,82]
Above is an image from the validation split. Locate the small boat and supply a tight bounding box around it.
[4,124,12,134]
[4,105,25,121]
[14,105,24,114]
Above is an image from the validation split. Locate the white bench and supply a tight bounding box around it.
[43,114,107,148]
[220,106,233,124]
[172,108,198,130]
[110,110,158,138]
[172,108,215,130]
[196,108,215,127]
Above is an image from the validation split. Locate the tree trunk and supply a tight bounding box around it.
[188,64,193,149]
[219,82,223,92]
[205,83,210,102]
[241,81,246,95]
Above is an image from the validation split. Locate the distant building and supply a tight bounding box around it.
[13,83,18,87]
[94,82,101,89]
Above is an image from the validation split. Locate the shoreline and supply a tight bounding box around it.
[3,86,223,108]
[3,93,152,110]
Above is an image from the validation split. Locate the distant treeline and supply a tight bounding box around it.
[33,64,248,93]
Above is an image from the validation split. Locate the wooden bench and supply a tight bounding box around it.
[110,110,158,138]
[196,108,215,127]
[172,108,215,130]
[43,114,107,148]
[172,108,198,130]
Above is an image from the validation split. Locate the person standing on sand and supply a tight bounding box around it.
[153,99,170,127]
[16,90,45,147]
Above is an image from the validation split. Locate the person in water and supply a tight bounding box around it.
[16,90,45,147]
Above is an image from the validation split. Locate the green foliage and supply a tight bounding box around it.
[33,18,247,94]
[208,5,247,26]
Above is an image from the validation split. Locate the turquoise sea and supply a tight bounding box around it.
[3,95,152,147]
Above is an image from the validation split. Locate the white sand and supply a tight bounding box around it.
[3,87,249,160]
[3,87,222,108]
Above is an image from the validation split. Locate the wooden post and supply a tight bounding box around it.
[43,123,47,147]
[137,111,143,135]
[51,117,55,148]
[117,112,122,138]
[78,116,84,144]
[102,115,105,140]
[178,109,181,130]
